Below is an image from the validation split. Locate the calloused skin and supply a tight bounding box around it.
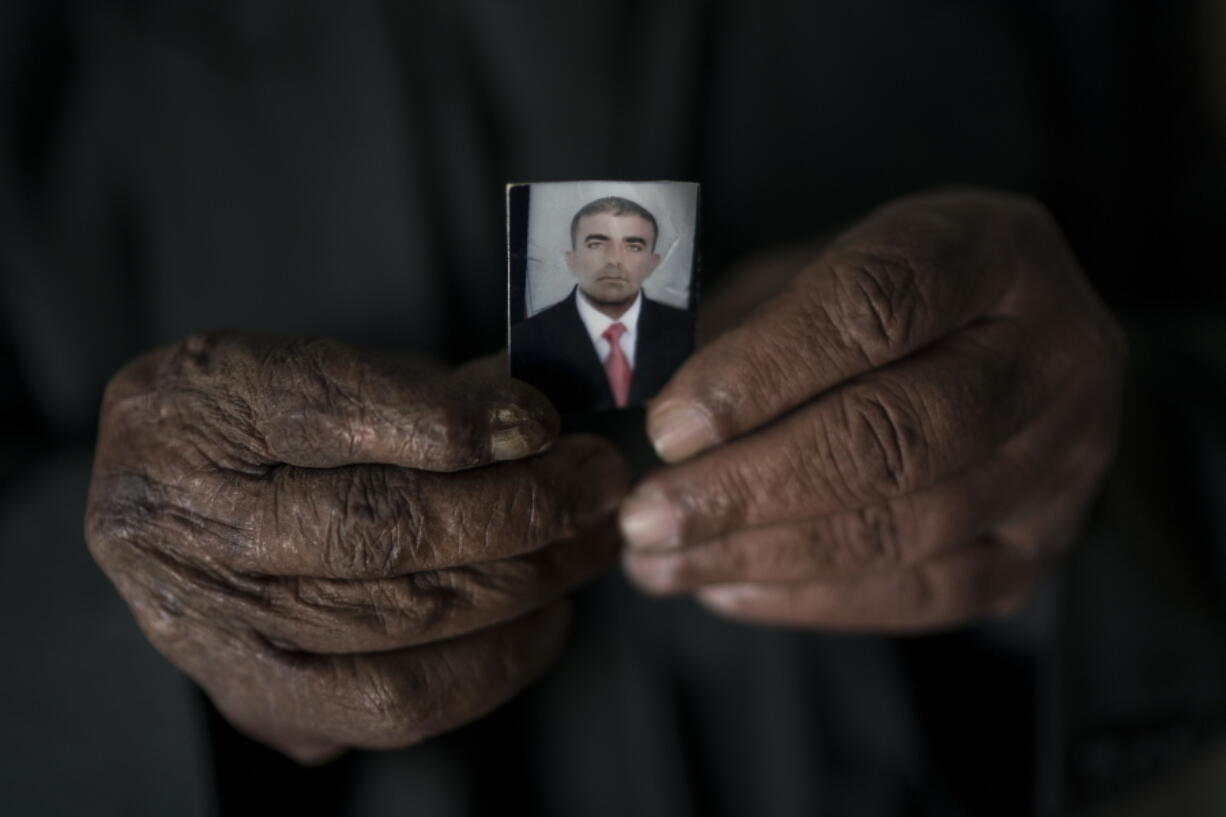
[621,189,1127,630]
[85,339,630,763]
[85,188,1125,763]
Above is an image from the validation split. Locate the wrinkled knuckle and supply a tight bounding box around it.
[372,578,452,641]
[103,335,224,424]
[309,574,462,642]
[98,354,178,447]
[100,389,148,443]
[771,434,830,516]
[331,468,418,576]
[837,505,900,571]
[84,472,162,563]
[131,584,192,645]
[296,341,359,415]
[264,335,341,376]
[837,386,924,501]
[458,557,543,607]
[414,407,482,471]
[830,256,924,359]
[163,332,226,383]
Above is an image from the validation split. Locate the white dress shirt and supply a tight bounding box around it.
[575,289,641,368]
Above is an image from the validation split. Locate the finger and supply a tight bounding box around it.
[94,434,629,579]
[157,602,572,752]
[127,333,560,471]
[622,455,1012,594]
[695,538,1039,632]
[257,435,627,577]
[251,521,619,654]
[620,318,1050,551]
[128,520,620,655]
[646,191,1057,461]
[622,369,1108,593]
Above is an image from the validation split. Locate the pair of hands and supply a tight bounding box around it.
[85,189,1125,761]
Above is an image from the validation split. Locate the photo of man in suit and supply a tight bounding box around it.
[511,195,696,413]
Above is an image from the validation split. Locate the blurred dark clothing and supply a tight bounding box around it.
[2,2,1224,816]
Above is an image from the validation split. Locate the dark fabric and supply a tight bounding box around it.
[511,289,696,413]
[1045,319,1226,813]
[1,2,1224,816]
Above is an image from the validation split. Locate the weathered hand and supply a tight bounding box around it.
[621,189,1126,630]
[85,334,629,762]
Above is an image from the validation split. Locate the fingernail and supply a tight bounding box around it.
[492,406,528,428]
[621,551,681,595]
[490,405,548,461]
[619,486,681,551]
[491,427,541,460]
[648,403,718,462]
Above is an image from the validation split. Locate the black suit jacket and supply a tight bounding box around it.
[511,289,695,412]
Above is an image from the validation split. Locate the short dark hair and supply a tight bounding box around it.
[570,196,659,250]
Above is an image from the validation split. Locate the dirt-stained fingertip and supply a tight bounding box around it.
[489,403,555,461]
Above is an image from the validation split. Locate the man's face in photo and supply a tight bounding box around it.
[567,211,661,309]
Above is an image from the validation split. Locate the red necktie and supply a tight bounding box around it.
[602,322,632,408]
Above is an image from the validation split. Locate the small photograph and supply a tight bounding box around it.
[508,181,699,413]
